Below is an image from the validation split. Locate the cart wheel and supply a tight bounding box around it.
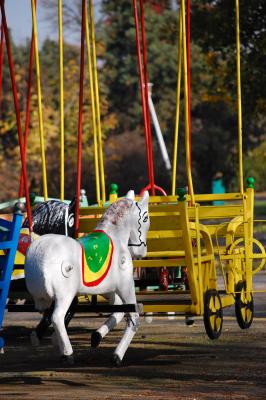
[204,289,223,340]
[235,281,254,329]
[228,238,266,275]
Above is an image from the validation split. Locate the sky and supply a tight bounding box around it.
[4,0,101,46]
[5,0,53,46]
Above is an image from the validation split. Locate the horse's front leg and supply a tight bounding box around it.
[112,278,139,366]
[91,293,124,348]
[51,295,76,364]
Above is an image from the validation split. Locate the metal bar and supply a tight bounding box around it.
[74,0,86,237]
[180,0,194,203]
[148,89,171,171]
[172,9,183,195]
[235,0,244,194]
[89,0,106,204]
[31,0,48,200]
[85,2,100,205]
[58,0,65,200]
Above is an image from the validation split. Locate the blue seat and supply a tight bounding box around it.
[0,211,23,351]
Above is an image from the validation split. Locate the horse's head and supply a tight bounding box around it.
[97,190,149,259]
[127,190,150,260]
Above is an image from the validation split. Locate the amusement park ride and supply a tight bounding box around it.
[0,0,266,362]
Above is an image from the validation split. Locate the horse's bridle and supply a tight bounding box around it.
[128,202,147,248]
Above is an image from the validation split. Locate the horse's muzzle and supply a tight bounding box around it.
[132,255,143,260]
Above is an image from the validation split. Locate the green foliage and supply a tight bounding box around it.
[245,141,266,191]
[0,1,265,202]
[100,0,266,194]
[101,0,178,134]
[0,36,114,202]
[191,0,266,135]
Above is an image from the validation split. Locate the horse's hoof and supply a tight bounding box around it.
[91,331,102,348]
[185,316,195,326]
[61,354,75,366]
[112,353,122,367]
[30,331,40,347]
[144,313,153,324]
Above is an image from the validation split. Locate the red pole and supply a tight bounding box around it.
[0,22,4,111]
[18,19,35,197]
[0,0,32,228]
[186,0,191,168]
[132,0,152,189]
[74,0,86,237]
[139,0,155,195]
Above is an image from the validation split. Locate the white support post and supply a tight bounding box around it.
[148,83,171,172]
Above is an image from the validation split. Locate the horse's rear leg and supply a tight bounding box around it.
[51,296,75,364]
[112,281,139,366]
[91,293,124,348]
[30,303,55,346]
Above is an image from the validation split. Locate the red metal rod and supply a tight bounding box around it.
[139,0,155,195]
[0,22,4,111]
[132,0,152,188]
[74,0,86,237]
[0,0,32,228]
[140,183,167,197]
[186,0,191,168]
[18,16,35,197]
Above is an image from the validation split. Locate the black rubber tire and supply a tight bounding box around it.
[235,281,254,329]
[204,289,223,340]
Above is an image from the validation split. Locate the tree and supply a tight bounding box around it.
[245,142,266,191]
[100,0,185,193]
[105,1,256,193]
[0,36,116,203]
[191,0,266,144]
[2,1,265,203]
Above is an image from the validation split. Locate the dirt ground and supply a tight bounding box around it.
[1,285,266,400]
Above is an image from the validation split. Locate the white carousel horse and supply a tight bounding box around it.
[25,190,149,365]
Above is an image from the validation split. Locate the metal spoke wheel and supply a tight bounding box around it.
[228,238,266,275]
[204,289,223,340]
[235,281,254,329]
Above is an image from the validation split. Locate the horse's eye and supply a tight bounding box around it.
[143,215,148,223]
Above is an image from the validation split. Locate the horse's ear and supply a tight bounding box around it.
[140,190,149,205]
[126,190,135,200]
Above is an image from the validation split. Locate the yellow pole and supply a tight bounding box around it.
[89,0,106,204]
[171,9,183,196]
[235,0,244,194]
[31,0,48,200]
[85,2,101,205]
[180,0,194,204]
[58,0,64,200]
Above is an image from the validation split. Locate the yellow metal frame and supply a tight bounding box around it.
[180,0,194,204]
[77,182,265,317]
[88,0,106,204]
[75,0,266,326]
[28,0,105,204]
[85,1,101,205]
[31,0,48,200]
[10,1,263,326]
[58,0,65,201]
[235,0,244,194]
[171,7,182,196]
